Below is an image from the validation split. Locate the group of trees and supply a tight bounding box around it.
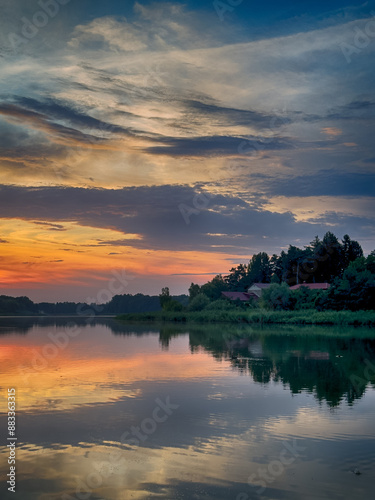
[324,256,375,311]
[182,233,375,312]
[221,232,365,291]
[0,293,189,316]
[0,295,36,315]
[259,250,375,312]
[158,287,188,312]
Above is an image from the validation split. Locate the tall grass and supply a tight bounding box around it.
[117,309,375,326]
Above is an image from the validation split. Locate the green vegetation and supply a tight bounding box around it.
[183,232,375,313]
[121,232,374,326]
[103,292,187,313]
[188,293,210,311]
[189,232,365,294]
[0,292,188,316]
[2,232,374,323]
[0,295,36,315]
[117,308,375,326]
[158,287,186,311]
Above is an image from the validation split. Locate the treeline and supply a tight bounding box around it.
[217,232,365,291]
[102,294,188,314]
[184,232,375,312]
[0,295,36,315]
[0,293,188,316]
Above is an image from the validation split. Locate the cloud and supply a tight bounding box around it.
[0,184,373,256]
[11,96,136,135]
[260,170,375,198]
[0,4,373,191]
[69,16,148,53]
[325,100,375,121]
[68,3,236,54]
[0,102,138,148]
[145,134,294,157]
[0,1,374,261]
[33,222,66,231]
[0,103,112,148]
[322,127,342,136]
[180,99,291,129]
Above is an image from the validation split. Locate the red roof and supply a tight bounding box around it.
[290,283,330,290]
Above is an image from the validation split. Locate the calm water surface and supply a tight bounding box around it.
[1,317,375,500]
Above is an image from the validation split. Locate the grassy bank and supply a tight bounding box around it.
[117,309,375,326]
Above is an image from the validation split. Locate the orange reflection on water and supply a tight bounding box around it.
[0,339,227,412]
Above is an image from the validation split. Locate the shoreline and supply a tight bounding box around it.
[0,315,117,318]
[116,309,375,326]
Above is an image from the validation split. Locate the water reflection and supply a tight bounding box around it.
[117,322,375,407]
[0,317,374,500]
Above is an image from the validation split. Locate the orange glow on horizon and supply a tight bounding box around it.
[0,218,236,293]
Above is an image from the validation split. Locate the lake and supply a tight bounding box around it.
[1,317,375,500]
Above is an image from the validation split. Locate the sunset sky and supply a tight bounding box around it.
[0,0,374,301]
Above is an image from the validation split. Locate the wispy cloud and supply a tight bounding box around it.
[0,1,374,296]
[0,184,373,255]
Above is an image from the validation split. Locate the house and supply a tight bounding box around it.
[221,292,259,302]
[221,282,329,303]
[289,283,330,291]
[247,283,272,298]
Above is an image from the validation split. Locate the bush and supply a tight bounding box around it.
[326,262,375,311]
[260,283,293,310]
[163,300,185,312]
[205,299,237,311]
[292,287,320,310]
[188,293,210,311]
